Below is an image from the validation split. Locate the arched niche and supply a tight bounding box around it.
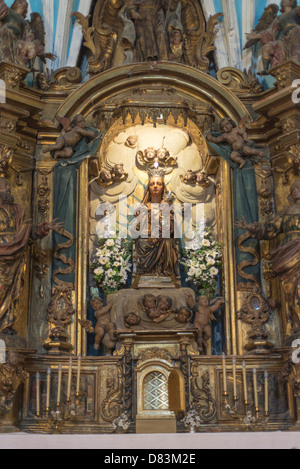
[50,63,250,358]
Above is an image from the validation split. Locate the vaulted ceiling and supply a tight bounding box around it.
[6,0,281,82]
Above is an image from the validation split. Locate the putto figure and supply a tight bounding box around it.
[80,298,116,352]
[193,296,224,354]
[43,115,97,159]
[207,117,264,170]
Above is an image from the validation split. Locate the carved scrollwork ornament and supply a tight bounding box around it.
[0,351,28,415]
[138,347,173,364]
[101,366,124,423]
[288,145,300,176]
[49,67,82,90]
[0,144,14,177]
[190,363,217,424]
[217,68,263,94]
[238,289,275,354]
[44,285,75,354]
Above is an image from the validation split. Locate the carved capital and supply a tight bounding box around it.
[0,62,28,91]
[269,60,300,90]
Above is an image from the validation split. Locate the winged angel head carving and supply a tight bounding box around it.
[245,1,300,72]
[73,0,223,75]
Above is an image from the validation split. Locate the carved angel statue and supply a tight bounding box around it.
[43,115,97,159]
[206,117,264,170]
[80,297,116,353]
[245,0,300,72]
[73,0,223,74]
[0,0,36,66]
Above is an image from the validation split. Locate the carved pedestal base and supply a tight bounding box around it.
[244,332,275,355]
[136,414,177,434]
[44,331,73,356]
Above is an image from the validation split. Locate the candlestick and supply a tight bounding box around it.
[36,372,40,417]
[67,358,72,402]
[253,368,259,415]
[76,355,81,396]
[222,353,228,396]
[242,361,248,405]
[57,364,62,409]
[264,371,269,417]
[232,356,237,401]
[46,367,51,414]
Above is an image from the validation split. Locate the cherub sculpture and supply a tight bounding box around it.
[80,297,116,352]
[141,294,174,323]
[137,147,177,169]
[42,114,96,159]
[193,296,225,354]
[124,311,141,329]
[112,163,128,181]
[180,169,210,187]
[174,306,193,325]
[95,164,128,187]
[206,117,264,170]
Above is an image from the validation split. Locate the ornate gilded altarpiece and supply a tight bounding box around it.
[0,0,300,435]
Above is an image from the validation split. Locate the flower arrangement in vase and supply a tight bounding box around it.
[91,235,132,295]
[182,227,222,298]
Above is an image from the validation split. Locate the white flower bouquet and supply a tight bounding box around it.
[91,236,132,295]
[181,409,202,432]
[112,413,131,433]
[182,227,222,298]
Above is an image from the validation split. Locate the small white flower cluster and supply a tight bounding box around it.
[92,237,132,294]
[112,413,131,432]
[182,228,222,297]
[181,409,202,429]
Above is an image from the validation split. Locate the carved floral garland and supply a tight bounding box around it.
[181,228,222,298]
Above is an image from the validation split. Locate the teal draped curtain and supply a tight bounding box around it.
[52,130,102,286]
[207,139,260,285]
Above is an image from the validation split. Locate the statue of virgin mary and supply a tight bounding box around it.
[134,169,180,280]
